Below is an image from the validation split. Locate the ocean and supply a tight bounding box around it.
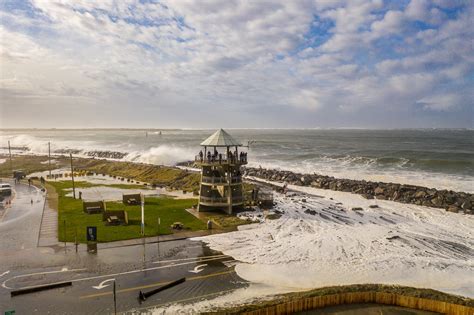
[0,129,472,193]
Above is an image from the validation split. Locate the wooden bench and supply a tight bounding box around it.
[83,201,106,214]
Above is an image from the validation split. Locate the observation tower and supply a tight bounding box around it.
[195,129,247,214]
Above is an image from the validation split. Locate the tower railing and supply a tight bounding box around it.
[199,196,244,204]
[201,175,242,184]
[195,154,247,165]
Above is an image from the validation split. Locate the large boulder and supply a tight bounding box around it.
[447,206,459,213]
[311,181,322,188]
[461,199,472,210]
[414,190,427,199]
[374,187,385,195]
[431,197,443,207]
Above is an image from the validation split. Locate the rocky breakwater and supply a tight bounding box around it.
[244,167,473,214]
[86,151,128,159]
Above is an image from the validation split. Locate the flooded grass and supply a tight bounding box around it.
[206,214,253,229]
[0,154,201,192]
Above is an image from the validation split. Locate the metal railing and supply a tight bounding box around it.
[199,196,244,204]
[195,154,248,165]
[201,176,242,184]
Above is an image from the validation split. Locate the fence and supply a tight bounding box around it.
[212,291,473,315]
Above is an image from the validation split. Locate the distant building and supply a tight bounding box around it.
[195,129,247,214]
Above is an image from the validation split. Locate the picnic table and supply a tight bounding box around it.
[107,216,120,225]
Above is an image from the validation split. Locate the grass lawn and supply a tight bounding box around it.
[50,181,205,243]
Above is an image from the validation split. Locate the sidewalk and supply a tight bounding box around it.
[95,229,221,250]
[58,228,223,251]
[36,181,59,247]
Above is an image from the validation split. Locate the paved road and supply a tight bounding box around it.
[0,182,246,314]
[0,181,44,253]
[1,240,246,314]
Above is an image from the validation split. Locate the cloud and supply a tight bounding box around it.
[417,93,464,111]
[289,89,322,110]
[0,0,472,128]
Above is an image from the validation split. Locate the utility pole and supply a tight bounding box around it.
[140,194,145,236]
[8,140,12,175]
[70,153,76,199]
[64,220,67,254]
[48,142,52,178]
[75,228,78,253]
[113,280,117,315]
[157,217,160,241]
[157,217,160,257]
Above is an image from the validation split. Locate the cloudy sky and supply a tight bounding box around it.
[0,0,472,128]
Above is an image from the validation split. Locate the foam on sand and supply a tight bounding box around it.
[196,178,474,299]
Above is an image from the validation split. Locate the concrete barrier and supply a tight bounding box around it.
[10,281,72,297]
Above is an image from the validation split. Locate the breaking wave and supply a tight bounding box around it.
[0,134,194,166]
[125,145,195,165]
[247,155,474,193]
[1,131,472,193]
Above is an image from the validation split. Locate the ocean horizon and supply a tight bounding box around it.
[1,128,472,193]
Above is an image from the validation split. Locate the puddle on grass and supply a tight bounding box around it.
[65,186,195,201]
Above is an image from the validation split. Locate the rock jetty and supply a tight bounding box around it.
[244,167,473,214]
[86,151,128,159]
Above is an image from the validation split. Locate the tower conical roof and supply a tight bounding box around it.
[200,129,242,147]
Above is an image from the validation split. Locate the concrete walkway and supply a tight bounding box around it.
[37,197,58,247]
[59,228,220,251]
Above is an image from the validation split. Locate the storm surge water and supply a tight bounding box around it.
[0,129,472,193]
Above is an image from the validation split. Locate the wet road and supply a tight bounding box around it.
[0,181,44,253]
[0,182,247,314]
[1,241,245,314]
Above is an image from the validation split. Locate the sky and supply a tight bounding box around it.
[0,0,473,129]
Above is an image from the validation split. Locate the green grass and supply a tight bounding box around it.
[207,214,252,229]
[0,154,201,192]
[2,154,254,238]
[51,181,205,243]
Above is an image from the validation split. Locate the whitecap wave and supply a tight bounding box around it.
[125,145,195,165]
[248,157,474,193]
[1,132,472,193]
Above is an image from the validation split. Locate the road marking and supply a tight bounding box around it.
[2,268,86,289]
[71,256,232,283]
[152,254,229,264]
[4,255,234,290]
[79,270,235,299]
[92,278,115,290]
[188,264,207,274]
[0,271,10,278]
